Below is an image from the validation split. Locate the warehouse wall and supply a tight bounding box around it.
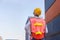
[45,0,60,40]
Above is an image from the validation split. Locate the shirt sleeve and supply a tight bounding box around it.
[25,17,31,35]
[46,25,48,33]
[43,19,48,33]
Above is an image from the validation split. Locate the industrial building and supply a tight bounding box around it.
[45,0,60,40]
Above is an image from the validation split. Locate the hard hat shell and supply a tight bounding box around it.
[34,8,41,16]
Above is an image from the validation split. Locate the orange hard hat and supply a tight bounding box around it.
[34,8,41,16]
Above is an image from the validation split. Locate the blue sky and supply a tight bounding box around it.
[0,0,45,40]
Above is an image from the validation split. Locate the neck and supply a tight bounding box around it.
[35,15,39,17]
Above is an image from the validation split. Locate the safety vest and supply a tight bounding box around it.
[30,17,46,39]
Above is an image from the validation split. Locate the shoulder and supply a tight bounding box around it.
[27,16,35,19]
[26,16,33,24]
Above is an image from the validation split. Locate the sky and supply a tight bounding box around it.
[0,0,45,40]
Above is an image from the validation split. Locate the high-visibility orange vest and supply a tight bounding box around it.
[30,17,46,39]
